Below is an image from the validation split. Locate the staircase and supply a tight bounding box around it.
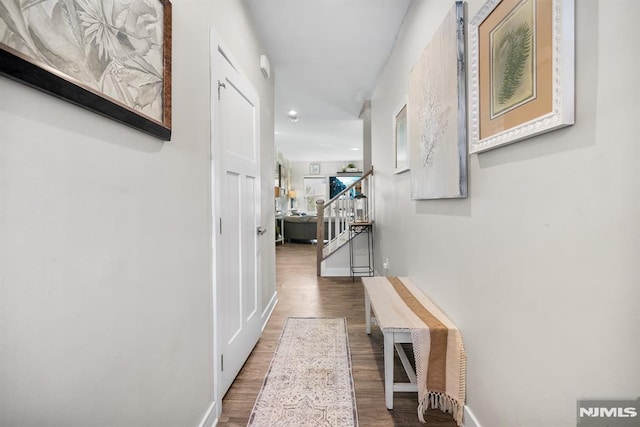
[315,168,374,276]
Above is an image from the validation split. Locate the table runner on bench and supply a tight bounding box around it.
[388,277,466,425]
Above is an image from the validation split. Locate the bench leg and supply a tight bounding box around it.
[384,331,394,410]
[365,290,371,335]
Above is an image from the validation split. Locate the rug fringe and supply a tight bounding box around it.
[417,391,464,426]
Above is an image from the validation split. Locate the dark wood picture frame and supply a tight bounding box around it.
[0,0,172,140]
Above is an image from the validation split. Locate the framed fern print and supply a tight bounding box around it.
[469,0,574,153]
[0,0,172,140]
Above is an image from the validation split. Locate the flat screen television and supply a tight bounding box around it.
[329,176,359,199]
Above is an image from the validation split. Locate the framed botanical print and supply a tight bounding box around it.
[469,0,574,153]
[309,163,321,174]
[393,97,409,174]
[0,0,172,140]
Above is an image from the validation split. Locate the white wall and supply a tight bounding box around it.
[0,1,274,426]
[371,1,640,426]
[360,101,373,172]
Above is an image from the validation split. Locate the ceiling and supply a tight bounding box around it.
[244,0,412,162]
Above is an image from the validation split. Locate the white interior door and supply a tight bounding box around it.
[212,38,262,399]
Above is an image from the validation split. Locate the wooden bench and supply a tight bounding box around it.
[362,276,466,421]
[363,276,423,409]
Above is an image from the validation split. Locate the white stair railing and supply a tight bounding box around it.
[316,168,374,276]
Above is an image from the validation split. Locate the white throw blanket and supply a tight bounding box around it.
[388,277,466,425]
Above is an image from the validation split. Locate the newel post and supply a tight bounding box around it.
[316,199,325,276]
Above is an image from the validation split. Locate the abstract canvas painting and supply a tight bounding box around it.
[0,0,172,139]
[408,1,467,199]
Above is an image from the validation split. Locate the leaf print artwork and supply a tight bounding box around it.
[489,0,535,118]
[496,22,531,105]
[0,0,165,123]
[77,0,124,60]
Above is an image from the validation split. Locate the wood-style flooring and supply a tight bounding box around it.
[217,242,456,427]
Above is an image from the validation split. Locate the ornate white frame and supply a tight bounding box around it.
[469,0,575,154]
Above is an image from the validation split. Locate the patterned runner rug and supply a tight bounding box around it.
[247,317,359,427]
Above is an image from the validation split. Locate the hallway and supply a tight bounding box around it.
[217,243,456,426]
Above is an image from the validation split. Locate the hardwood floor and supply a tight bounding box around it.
[217,243,456,427]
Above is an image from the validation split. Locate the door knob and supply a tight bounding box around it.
[257,226,267,236]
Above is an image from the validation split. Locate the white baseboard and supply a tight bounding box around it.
[198,400,218,427]
[261,291,278,331]
[464,405,482,427]
[320,266,351,277]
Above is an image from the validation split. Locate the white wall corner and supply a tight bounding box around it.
[463,405,482,427]
[198,400,218,427]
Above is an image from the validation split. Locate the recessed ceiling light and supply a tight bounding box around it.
[288,110,297,117]
[274,131,281,135]
[350,147,360,151]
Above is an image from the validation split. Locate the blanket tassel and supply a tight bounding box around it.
[417,391,463,426]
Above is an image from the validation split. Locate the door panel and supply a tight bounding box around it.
[212,40,262,398]
[242,175,258,320]
[223,171,242,340]
[224,81,256,162]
